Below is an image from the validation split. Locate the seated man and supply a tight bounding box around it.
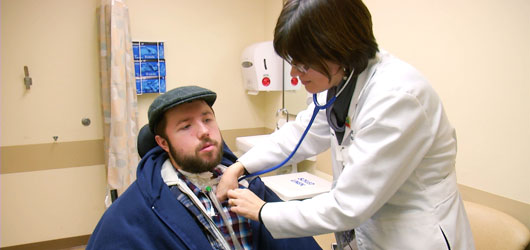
[87,85,321,250]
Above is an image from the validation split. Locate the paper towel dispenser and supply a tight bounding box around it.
[240,41,285,95]
[241,41,282,94]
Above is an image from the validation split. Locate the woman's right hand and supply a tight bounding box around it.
[216,161,246,201]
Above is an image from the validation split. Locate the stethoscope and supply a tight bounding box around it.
[239,69,355,181]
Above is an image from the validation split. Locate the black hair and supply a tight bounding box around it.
[274,0,378,79]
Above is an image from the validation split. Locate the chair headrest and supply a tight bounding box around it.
[137,124,158,158]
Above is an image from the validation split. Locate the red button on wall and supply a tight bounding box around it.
[291,77,299,86]
[262,77,271,86]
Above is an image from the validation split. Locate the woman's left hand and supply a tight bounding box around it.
[227,188,266,221]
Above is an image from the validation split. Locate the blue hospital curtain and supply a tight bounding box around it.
[97,0,139,206]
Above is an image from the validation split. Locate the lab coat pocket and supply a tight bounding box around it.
[434,189,473,250]
[358,214,450,250]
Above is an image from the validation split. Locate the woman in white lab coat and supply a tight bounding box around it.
[218,0,475,249]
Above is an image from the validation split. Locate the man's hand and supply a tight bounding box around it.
[227,188,266,222]
[216,162,245,201]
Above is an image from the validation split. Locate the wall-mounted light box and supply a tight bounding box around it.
[133,41,166,94]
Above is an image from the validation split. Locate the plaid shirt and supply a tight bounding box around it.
[175,167,253,250]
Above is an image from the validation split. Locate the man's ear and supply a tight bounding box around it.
[155,135,170,153]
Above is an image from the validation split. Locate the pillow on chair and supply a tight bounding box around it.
[464,200,530,250]
[137,124,159,158]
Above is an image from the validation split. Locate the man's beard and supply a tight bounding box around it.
[168,138,223,173]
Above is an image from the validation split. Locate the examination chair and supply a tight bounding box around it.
[137,124,159,158]
[463,200,530,250]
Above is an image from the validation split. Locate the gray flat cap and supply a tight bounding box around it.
[148,85,217,133]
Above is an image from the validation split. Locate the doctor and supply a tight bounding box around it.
[218,0,475,249]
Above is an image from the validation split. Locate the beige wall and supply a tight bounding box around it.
[127,0,273,130]
[363,0,530,205]
[1,0,101,146]
[0,0,273,247]
[1,0,529,247]
[1,0,105,247]
[1,165,107,246]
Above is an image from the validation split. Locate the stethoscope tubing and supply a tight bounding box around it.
[238,69,355,181]
[239,95,336,181]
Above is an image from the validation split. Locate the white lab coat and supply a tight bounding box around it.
[238,50,475,250]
